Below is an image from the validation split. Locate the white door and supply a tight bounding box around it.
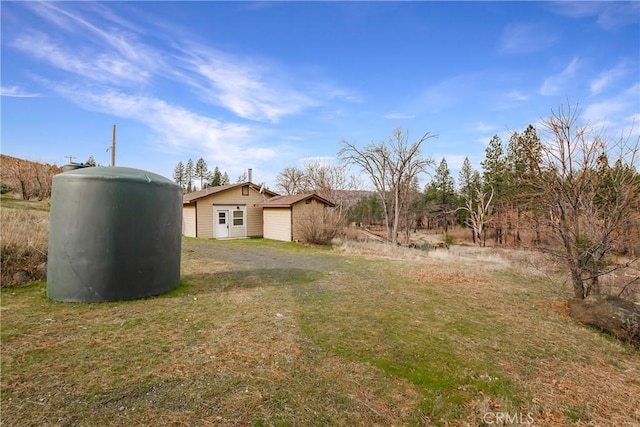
[216,210,229,238]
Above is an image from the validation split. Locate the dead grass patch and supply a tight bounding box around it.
[1,200,49,287]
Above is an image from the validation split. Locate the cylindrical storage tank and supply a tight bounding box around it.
[62,163,90,172]
[47,167,182,302]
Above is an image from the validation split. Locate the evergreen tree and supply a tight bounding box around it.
[185,159,194,192]
[209,166,222,187]
[481,135,507,199]
[506,125,543,245]
[194,157,209,189]
[173,161,186,191]
[221,172,230,185]
[85,156,97,167]
[457,157,475,227]
[423,158,456,230]
[458,157,475,201]
[433,158,455,205]
[481,135,508,244]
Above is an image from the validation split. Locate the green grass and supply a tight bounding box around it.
[0,194,50,211]
[2,238,640,426]
[295,260,526,423]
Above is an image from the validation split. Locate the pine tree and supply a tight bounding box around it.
[504,125,543,245]
[458,157,475,201]
[481,135,507,198]
[194,157,209,189]
[185,159,194,192]
[433,158,455,205]
[85,156,97,167]
[209,166,222,187]
[457,157,475,228]
[424,158,456,231]
[221,172,230,185]
[481,135,508,244]
[173,161,186,191]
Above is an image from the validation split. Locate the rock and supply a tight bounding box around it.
[569,294,640,349]
[36,262,47,277]
[12,270,30,284]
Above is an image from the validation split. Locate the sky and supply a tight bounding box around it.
[2,1,639,190]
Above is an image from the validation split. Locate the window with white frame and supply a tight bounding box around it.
[232,210,244,226]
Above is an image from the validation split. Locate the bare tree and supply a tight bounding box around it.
[458,184,494,247]
[339,128,435,245]
[526,102,640,300]
[276,160,361,215]
[1,155,58,200]
[276,166,309,195]
[302,159,360,215]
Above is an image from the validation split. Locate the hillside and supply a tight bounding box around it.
[0,154,62,200]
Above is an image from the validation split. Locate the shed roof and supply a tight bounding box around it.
[258,192,335,208]
[183,182,278,204]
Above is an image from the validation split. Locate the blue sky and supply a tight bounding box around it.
[2,1,639,189]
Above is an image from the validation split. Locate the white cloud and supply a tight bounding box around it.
[12,33,150,85]
[550,1,640,30]
[469,122,497,133]
[590,62,632,96]
[176,45,357,123]
[504,90,529,102]
[13,2,357,124]
[499,23,559,54]
[51,84,280,171]
[539,57,581,96]
[185,52,316,123]
[583,83,640,138]
[25,2,161,72]
[0,86,40,97]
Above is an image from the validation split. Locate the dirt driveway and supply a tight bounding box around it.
[181,238,346,280]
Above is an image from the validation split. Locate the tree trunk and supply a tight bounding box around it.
[570,267,585,299]
[569,295,640,349]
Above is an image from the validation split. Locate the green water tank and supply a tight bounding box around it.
[47,167,182,302]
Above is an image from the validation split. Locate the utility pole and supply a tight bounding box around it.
[111,124,116,166]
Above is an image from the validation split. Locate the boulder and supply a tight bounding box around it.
[12,270,30,285]
[36,262,47,278]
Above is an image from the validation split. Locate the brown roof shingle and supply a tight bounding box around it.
[183,182,278,204]
[258,192,335,208]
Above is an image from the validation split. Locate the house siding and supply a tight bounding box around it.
[263,208,292,242]
[183,205,196,237]
[186,185,269,238]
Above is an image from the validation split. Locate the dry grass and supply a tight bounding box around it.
[0,197,50,286]
[2,237,640,426]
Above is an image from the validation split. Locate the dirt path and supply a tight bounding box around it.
[181,238,346,276]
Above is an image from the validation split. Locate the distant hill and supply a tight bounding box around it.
[0,154,62,200]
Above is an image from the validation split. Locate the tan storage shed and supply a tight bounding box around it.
[182,182,278,239]
[260,193,335,242]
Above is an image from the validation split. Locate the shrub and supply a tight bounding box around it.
[297,207,345,245]
[0,182,12,194]
[417,241,433,252]
[442,231,456,248]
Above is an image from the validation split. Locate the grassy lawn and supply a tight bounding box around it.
[2,238,639,426]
